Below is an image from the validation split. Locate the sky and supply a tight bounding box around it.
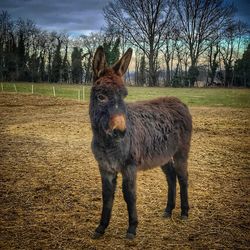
[0,0,110,36]
[0,0,250,36]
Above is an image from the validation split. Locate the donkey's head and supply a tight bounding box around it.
[90,46,132,139]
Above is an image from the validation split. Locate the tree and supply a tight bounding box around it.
[103,37,120,66]
[37,31,48,82]
[207,41,220,85]
[174,0,234,86]
[104,0,173,86]
[46,33,56,82]
[16,18,39,81]
[77,32,105,83]
[62,41,70,83]
[138,53,146,85]
[0,11,16,81]
[4,33,17,81]
[17,31,26,80]
[51,34,62,83]
[0,6,248,87]
[234,43,250,87]
[29,53,39,82]
[219,20,249,86]
[71,47,83,84]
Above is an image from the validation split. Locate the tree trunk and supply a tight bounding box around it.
[148,54,155,86]
[189,59,197,87]
[164,54,171,86]
[148,42,158,87]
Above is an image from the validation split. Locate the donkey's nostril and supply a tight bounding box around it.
[113,128,126,138]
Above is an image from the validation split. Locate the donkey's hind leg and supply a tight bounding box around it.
[174,151,189,220]
[161,160,177,218]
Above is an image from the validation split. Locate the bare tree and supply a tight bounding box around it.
[76,33,105,83]
[104,0,173,86]
[174,0,234,85]
[207,40,220,85]
[219,20,249,86]
[46,32,57,82]
[161,27,181,86]
[0,11,15,81]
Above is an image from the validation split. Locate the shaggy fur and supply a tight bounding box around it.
[89,47,192,240]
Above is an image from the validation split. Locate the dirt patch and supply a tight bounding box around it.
[0,93,249,249]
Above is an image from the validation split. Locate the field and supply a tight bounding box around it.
[1,82,250,107]
[0,89,250,249]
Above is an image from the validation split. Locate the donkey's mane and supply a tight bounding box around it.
[94,68,125,87]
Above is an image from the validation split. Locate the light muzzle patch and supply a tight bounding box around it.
[109,114,126,132]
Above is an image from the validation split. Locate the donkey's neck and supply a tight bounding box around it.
[93,131,126,148]
[93,131,130,166]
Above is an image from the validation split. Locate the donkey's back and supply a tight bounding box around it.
[127,96,192,170]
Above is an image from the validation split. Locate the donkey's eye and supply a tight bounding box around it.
[97,94,108,103]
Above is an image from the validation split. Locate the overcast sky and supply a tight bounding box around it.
[0,0,249,36]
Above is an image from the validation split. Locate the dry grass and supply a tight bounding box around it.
[0,93,249,249]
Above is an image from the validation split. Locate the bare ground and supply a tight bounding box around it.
[0,93,249,249]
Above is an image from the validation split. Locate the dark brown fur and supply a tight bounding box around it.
[89,47,192,239]
[127,97,192,170]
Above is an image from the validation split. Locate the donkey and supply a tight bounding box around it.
[89,46,192,239]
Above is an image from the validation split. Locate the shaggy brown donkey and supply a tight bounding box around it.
[89,47,192,239]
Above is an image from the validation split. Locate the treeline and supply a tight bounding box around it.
[0,0,250,87]
[0,11,121,84]
[104,0,250,87]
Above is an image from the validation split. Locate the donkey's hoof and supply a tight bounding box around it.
[92,231,104,239]
[163,212,172,218]
[126,233,136,240]
[181,215,188,220]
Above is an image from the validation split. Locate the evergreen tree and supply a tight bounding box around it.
[62,44,69,83]
[51,38,62,83]
[17,32,26,80]
[71,47,83,84]
[39,55,46,82]
[188,66,199,87]
[103,38,120,66]
[138,54,146,85]
[234,43,250,87]
[5,35,17,81]
[83,54,92,83]
[103,40,112,65]
[29,53,39,82]
[110,37,120,65]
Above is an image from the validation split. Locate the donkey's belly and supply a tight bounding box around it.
[132,129,179,170]
[137,153,173,170]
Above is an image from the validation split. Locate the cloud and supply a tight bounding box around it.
[233,0,250,24]
[0,0,110,35]
[1,0,249,36]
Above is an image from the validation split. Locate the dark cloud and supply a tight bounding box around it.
[0,0,249,36]
[232,0,250,24]
[0,0,110,35]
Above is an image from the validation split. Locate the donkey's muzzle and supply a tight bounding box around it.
[108,114,126,137]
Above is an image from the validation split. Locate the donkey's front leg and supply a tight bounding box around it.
[122,167,138,239]
[93,169,117,239]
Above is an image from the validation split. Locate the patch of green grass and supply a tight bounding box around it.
[1,82,249,108]
[126,87,250,108]
[1,82,92,101]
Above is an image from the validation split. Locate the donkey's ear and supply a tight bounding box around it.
[93,46,106,79]
[112,48,132,76]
